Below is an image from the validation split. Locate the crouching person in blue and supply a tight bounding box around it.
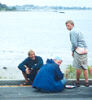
[32,57,66,92]
[18,50,43,85]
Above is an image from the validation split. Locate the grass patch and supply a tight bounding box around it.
[65,65,92,79]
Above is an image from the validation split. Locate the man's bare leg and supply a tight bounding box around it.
[76,69,81,83]
[22,72,29,82]
[83,69,88,83]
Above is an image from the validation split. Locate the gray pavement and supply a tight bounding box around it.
[0,86,92,100]
[0,80,92,100]
[0,79,92,86]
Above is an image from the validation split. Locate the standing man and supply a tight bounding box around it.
[65,20,89,87]
[18,50,43,85]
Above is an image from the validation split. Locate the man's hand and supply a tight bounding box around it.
[24,65,31,74]
[25,68,31,74]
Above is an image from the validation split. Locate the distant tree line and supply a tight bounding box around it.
[0,3,92,11]
[0,3,16,11]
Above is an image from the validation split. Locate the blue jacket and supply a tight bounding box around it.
[32,59,64,93]
[18,56,43,72]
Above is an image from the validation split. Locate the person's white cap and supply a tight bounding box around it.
[54,56,62,61]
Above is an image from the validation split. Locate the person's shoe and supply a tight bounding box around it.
[23,82,32,85]
[75,82,80,87]
[20,81,32,86]
[84,82,89,87]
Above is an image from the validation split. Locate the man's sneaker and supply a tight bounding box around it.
[20,81,32,86]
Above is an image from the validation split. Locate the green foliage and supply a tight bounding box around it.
[65,65,92,79]
[0,3,8,11]
[65,65,76,79]
[0,3,16,11]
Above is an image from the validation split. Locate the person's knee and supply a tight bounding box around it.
[76,69,81,73]
[83,69,88,71]
[61,78,67,85]
[22,71,26,74]
[18,65,21,70]
[83,69,88,74]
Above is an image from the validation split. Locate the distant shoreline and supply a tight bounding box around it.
[0,3,92,12]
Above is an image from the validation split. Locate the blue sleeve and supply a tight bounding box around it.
[34,57,43,70]
[18,58,29,72]
[55,65,64,81]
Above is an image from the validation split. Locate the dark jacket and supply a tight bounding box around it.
[32,59,64,93]
[18,56,43,72]
[18,56,43,81]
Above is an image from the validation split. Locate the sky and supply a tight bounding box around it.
[0,0,92,7]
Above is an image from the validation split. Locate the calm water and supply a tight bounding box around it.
[0,10,92,79]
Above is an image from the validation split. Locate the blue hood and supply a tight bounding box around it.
[46,59,55,64]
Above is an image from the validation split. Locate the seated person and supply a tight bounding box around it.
[32,57,66,92]
[18,50,43,85]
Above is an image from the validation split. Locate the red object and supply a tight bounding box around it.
[89,67,92,76]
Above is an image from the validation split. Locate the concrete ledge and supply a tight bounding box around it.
[67,79,92,85]
[0,79,92,85]
[0,80,24,85]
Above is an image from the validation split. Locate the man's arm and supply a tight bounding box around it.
[18,58,29,72]
[70,31,78,52]
[55,65,64,81]
[70,31,78,56]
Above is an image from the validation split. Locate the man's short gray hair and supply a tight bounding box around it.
[28,49,35,56]
[65,20,74,26]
